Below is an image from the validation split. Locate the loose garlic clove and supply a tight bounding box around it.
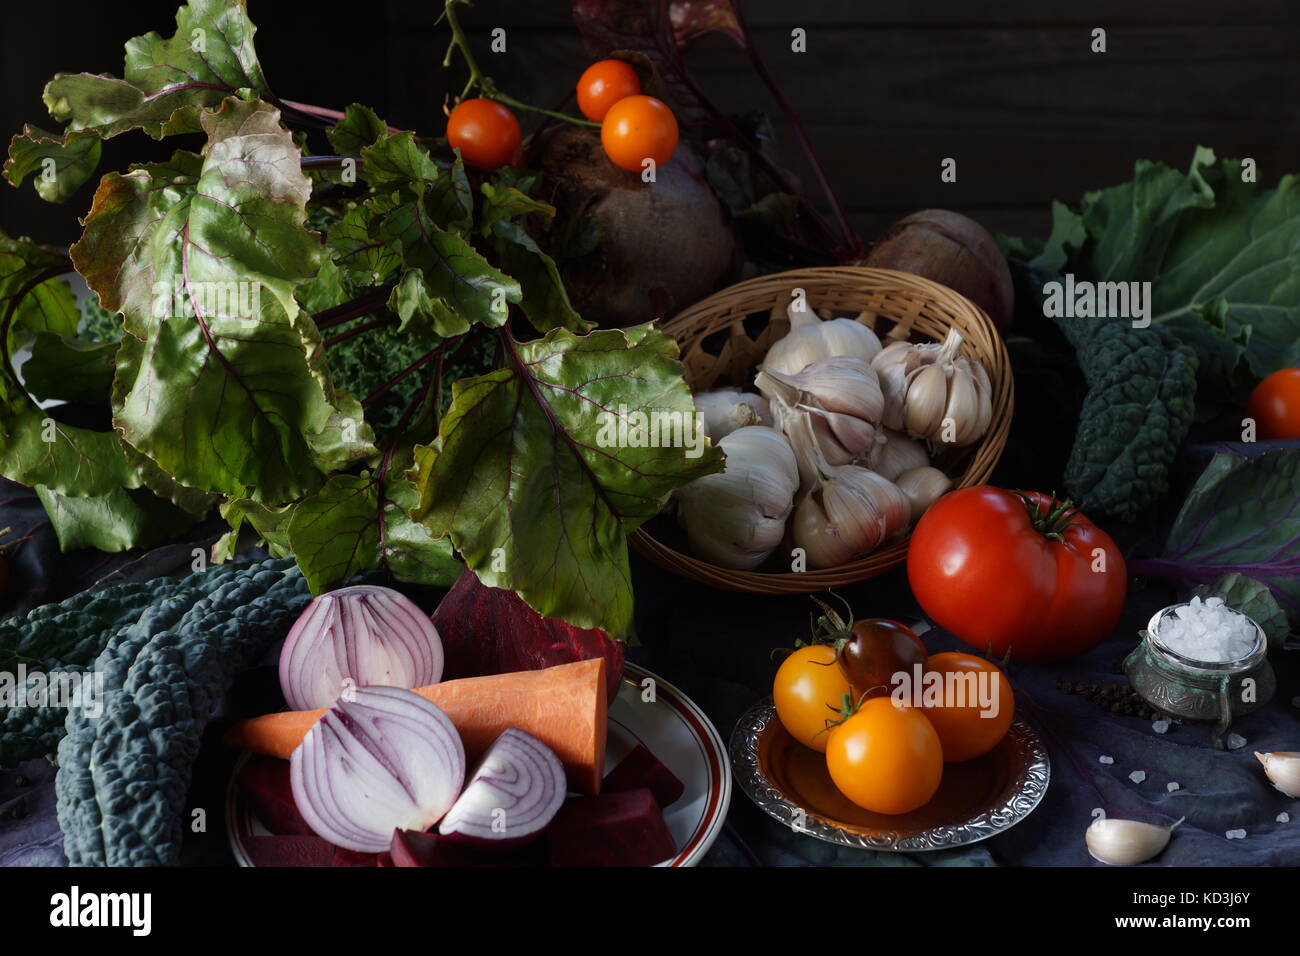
[1086,816,1184,866]
[676,426,799,570]
[761,300,883,375]
[895,466,953,522]
[1256,752,1300,797]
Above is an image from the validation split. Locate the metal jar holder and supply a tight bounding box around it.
[1124,605,1274,749]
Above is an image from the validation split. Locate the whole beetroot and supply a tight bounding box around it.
[533,124,739,327]
[865,209,1014,332]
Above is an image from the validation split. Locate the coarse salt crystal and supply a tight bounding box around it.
[1279,812,1292,824]
[1226,733,1247,750]
[1099,755,1114,765]
[1225,829,1247,840]
[1167,782,1180,792]
[1130,770,1147,784]
[1152,719,1171,734]
[1157,599,1259,663]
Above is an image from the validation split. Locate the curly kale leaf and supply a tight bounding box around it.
[325,318,440,433]
[56,557,311,866]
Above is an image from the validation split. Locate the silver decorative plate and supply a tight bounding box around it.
[730,700,1049,852]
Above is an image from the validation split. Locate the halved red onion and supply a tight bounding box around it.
[290,686,465,854]
[438,727,566,849]
[279,585,443,710]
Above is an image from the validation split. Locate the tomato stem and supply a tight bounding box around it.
[441,0,596,128]
[1016,491,1079,543]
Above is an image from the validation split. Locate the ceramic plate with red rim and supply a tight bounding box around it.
[226,661,732,867]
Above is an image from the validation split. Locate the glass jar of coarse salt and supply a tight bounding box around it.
[1124,597,1275,749]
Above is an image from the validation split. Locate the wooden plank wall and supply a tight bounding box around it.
[3,0,1295,247]
[391,0,1299,243]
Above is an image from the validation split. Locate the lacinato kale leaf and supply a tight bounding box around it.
[0,558,254,765]
[1007,259,1197,522]
[56,557,311,866]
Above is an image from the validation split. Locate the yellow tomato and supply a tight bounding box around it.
[919,652,1014,762]
[825,698,943,814]
[773,645,850,753]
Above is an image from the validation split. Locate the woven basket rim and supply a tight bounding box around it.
[630,265,1014,593]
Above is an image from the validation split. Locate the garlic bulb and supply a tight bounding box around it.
[895,466,953,522]
[787,426,910,568]
[793,465,910,568]
[694,388,771,441]
[762,300,882,376]
[676,426,799,570]
[871,328,992,446]
[756,356,884,469]
[859,428,929,481]
[1085,816,1183,866]
[1256,751,1300,797]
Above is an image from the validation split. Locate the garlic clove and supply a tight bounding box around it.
[1256,751,1300,797]
[895,466,953,522]
[860,428,929,481]
[792,490,856,568]
[1086,816,1184,866]
[803,405,877,459]
[904,364,948,438]
[942,366,982,446]
[757,357,883,423]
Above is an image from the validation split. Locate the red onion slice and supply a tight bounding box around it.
[279,585,443,710]
[438,727,566,848]
[290,686,465,853]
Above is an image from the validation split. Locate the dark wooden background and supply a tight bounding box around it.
[3,0,1297,247]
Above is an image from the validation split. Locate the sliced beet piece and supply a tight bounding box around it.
[390,829,480,867]
[332,847,382,867]
[546,789,678,867]
[237,755,314,836]
[432,568,625,703]
[243,835,334,867]
[603,744,685,809]
[390,829,545,867]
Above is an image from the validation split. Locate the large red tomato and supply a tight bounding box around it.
[907,487,1126,661]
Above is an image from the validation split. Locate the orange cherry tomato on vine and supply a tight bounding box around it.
[576,59,642,122]
[600,95,678,172]
[445,98,521,171]
[918,652,1014,762]
[1246,368,1300,440]
[772,644,851,753]
[825,698,943,815]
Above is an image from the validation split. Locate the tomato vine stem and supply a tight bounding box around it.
[441,0,597,128]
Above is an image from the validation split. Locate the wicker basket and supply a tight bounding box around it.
[631,266,1013,593]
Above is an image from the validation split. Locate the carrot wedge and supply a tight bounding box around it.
[224,659,608,794]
